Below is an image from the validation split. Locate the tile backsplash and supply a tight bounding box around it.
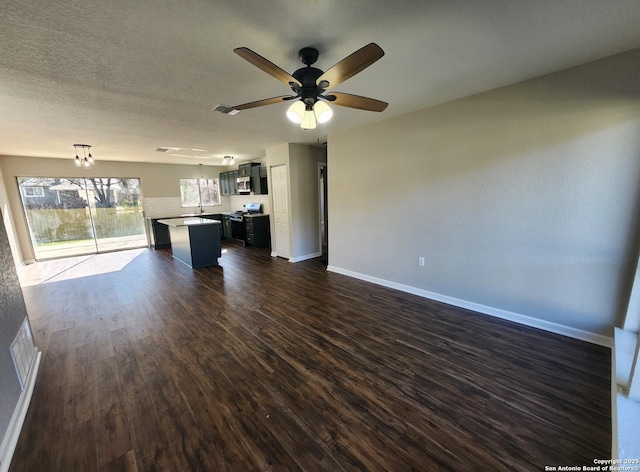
[229,194,270,214]
[143,195,270,218]
[143,197,190,217]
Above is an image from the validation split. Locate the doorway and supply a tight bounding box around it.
[319,163,328,264]
[17,177,147,260]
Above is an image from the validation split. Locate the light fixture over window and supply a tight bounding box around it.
[286,99,333,130]
[221,155,236,166]
[73,144,94,168]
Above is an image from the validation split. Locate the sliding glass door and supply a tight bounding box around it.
[17,177,147,260]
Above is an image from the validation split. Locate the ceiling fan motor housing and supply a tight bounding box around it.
[292,65,326,106]
[298,47,319,66]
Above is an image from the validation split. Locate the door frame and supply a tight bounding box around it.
[318,162,328,261]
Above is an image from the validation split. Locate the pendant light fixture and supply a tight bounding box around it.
[286,99,333,130]
[73,144,94,168]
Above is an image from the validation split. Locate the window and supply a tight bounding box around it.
[180,178,221,207]
[17,177,147,259]
[23,187,45,197]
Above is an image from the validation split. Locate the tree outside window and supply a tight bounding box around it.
[180,178,221,208]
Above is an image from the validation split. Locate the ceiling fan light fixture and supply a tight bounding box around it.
[301,108,317,130]
[286,100,305,124]
[314,100,333,124]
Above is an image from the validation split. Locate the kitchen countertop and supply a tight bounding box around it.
[146,212,224,219]
[157,217,222,227]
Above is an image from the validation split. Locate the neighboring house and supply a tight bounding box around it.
[18,178,137,210]
[18,178,84,209]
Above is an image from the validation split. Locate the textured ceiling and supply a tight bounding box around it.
[2,0,640,166]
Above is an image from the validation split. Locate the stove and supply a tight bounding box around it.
[228,203,262,222]
[225,203,262,245]
[228,212,245,222]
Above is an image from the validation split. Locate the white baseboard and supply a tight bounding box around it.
[0,350,41,472]
[326,265,612,348]
[289,251,322,263]
[612,339,619,460]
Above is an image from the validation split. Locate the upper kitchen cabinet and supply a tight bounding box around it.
[220,170,240,195]
[221,163,266,196]
[238,162,260,178]
[251,165,268,195]
[230,170,239,194]
[220,171,231,196]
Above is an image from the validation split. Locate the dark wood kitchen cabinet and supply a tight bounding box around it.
[230,170,239,194]
[150,218,171,249]
[238,162,260,177]
[220,172,231,196]
[200,214,225,240]
[158,218,221,268]
[220,171,240,195]
[245,214,270,248]
[222,215,233,240]
[251,165,268,195]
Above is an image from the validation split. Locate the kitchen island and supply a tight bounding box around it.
[157,217,221,268]
[147,212,225,249]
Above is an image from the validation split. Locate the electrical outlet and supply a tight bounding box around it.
[418,257,425,267]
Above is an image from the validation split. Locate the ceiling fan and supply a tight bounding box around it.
[232,43,388,129]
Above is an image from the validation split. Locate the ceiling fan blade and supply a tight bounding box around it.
[317,43,384,89]
[328,92,388,112]
[233,95,294,111]
[234,47,301,87]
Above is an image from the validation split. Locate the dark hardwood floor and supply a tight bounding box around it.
[10,244,611,471]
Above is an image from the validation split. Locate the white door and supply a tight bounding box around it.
[271,165,290,259]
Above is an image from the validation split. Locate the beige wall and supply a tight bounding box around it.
[266,143,327,261]
[0,165,23,263]
[328,48,640,338]
[289,144,326,260]
[0,205,29,445]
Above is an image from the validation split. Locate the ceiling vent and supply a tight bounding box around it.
[212,104,240,115]
[155,147,180,153]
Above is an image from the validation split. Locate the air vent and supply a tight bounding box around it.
[212,104,240,115]
[155,147,180,153]
[10,319,36,390]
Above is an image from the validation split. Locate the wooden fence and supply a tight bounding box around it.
[26,207,145,244]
